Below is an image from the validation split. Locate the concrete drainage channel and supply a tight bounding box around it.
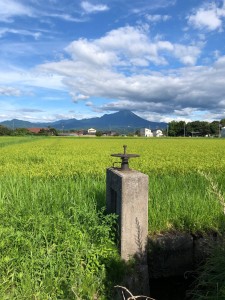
[148,232,224,300]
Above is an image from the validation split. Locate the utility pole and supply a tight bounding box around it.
[184,122,186,137]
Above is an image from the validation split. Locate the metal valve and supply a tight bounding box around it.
[111,145,140,171]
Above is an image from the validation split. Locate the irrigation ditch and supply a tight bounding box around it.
[147,231,224,299]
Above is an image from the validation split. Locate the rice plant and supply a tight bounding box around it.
[1,136,225,298]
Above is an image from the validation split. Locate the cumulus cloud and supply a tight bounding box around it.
[188,2,225,31]
[66,39,118,66]
[92,57,225,118]
[65,26,201,68]
[19,23,222,121]
[81,1,109,13]
[38,54,225,121]
[172,44,201,65]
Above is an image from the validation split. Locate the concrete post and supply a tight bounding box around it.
[106,161,149,296]
[106,168,149,261]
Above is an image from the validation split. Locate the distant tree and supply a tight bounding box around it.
[176,121,186,136]
[14,128,30,136]
[185,122,193,136]
[168,120,212,137]
[210,121,220,136]
[189,121,210,136]
[220,119,225,127]
[135,129,140,136]
[49,127,58,136]
[202,121,211,136]
[96,131,103,136]
[168,121,179,136]
[166,119,225,137]
[0,125,12,136]
[38,127,58,136]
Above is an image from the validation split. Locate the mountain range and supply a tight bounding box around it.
[0,110,167,131]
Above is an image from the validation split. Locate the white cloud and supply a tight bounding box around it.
[0,28,41,39]
[0,86,21,96]
[174,107,197,116]
[145,14,171,23]
[0,68,65,92]
[3,23,223,122]
[44,13,84,22]
[130,0,176,14]
[81,1,109,13]
[0,1,84,24]
[0,0,33,22]
[85,101,93,107]
[65,26,201,68]
[66,39,118,66]
[17,108,44,113]
[173,44,201,65]
[188,2,225,31]
[70,92,89,102]
[38,45,225,119]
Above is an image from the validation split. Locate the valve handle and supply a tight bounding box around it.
[111,145,140,171]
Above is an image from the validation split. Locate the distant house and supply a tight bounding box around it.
[87,128,96,135]
[27,128,43,134]
[153,129,163,137]
[140,128,153,137]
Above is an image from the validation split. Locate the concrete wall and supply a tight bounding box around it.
[148,232,223,278]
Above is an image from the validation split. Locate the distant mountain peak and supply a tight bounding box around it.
[0,110,167,131]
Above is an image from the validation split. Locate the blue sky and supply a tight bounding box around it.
[1,0,225,123]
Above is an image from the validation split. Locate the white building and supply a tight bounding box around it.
[140,128,153,137]
[221,127,225,137]
[87,128,96,135]
[153,129,163,137]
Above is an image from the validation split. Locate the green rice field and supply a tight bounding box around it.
[1,136,225,299]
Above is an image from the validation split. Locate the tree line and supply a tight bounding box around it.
[167,119,225,137]
[0,126,58,136]
[1,119,225,137]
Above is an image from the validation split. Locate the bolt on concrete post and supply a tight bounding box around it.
[106,145,149,295]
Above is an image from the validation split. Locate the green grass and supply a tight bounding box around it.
[0,175,120,299]
[1,136,225,298]
[190,245,225,300]
[149,172,225,233]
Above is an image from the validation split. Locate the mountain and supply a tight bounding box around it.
[0,119,45,129]
[0,110,167,131]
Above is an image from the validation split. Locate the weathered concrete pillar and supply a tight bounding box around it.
[106,168,149,260]
[106,145,149,296]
